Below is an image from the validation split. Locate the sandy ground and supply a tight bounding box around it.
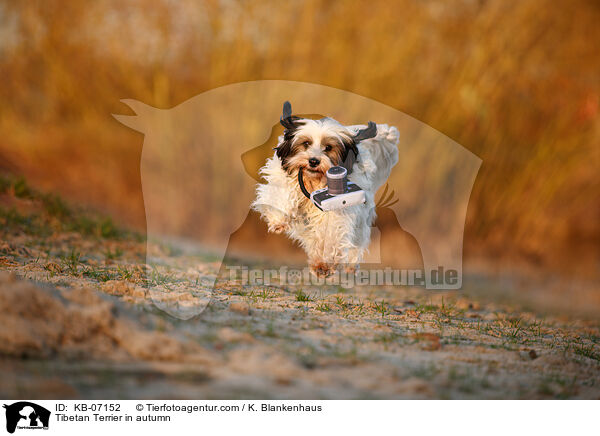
[1,184,599,399]
[0,221,599,400]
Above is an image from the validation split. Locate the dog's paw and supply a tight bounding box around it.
[310,261,336,278]
[268,222,289,234]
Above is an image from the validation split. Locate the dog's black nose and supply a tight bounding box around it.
[309,157,320,168]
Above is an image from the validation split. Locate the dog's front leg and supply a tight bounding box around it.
[305,223,338,278]
[265,208,291,234]
[307,212,358,277]
[344,248,363,273]
[252,179,297,235]
[331,209,372,273]
[308,249,340,278]
[254,203,292,234]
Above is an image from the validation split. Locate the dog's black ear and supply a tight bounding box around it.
[343,137,359,158]
[354,121,377,142]
[341,137,359,171]
[276,101,301,166]
[280,101,301,130]
[282,101,292,119]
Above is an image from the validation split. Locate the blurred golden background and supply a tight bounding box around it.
[0,0,598,280]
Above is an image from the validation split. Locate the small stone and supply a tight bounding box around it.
[101,280,132,296]
[396,378,434,396]
[229,301,250,315]
[519,349,539,361]
[456,298,480,310]
[411,333,441,351]
[217,327,254,343]
[393,307,403,314]
[405,310,420,318]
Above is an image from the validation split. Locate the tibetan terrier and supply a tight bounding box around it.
[252,102,399,277]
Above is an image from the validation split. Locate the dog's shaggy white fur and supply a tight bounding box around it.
[252,105,399,277]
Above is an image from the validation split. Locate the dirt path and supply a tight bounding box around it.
[1,188,599,399]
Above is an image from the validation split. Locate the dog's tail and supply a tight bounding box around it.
[354,123,399,191]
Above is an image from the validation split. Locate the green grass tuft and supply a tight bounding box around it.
[315,302,332,312]
[295,290,312,302]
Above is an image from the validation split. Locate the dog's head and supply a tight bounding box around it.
[275,101,376,183]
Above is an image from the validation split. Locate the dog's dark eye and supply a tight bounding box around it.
[324,145,332,152]
[302,141,311,147]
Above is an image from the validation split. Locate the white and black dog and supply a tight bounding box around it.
[252,102,399,277]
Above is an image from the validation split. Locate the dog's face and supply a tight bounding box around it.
[276,117,357,182]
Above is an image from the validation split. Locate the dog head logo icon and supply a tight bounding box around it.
[3,402,50,434]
